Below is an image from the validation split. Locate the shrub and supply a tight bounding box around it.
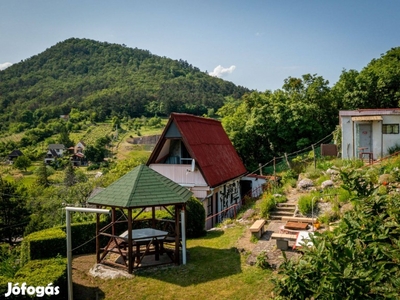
[21,220,108,265]
[297,194,318,215]
[260,194,276,219]
[255,251,270,269]
[21,228,66,265]
[14,257,67,299]
[0,244,20,278]
[387,143,400,155]
[186,197,206,238]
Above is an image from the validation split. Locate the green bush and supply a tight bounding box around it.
[297,194,317,215]
[260,194,276,219]
[0,244,21,278]
[65,221,107,255]
[21,220,108,265]
[21,228,66,265]
[186,197,206,238]
[14,257,67,299]
[0,275,11,298]
[387,143,400,155]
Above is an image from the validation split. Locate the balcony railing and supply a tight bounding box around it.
[149,164,207,186]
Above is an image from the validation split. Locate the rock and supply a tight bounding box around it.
[89,264,134,279]
[326,168,339,175]
[297,178,314,190]
[340,203,354,214]
[321,180,334,189]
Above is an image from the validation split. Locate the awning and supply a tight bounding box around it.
[351,116,383,121]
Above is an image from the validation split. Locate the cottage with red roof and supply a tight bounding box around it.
[147,113,248,229]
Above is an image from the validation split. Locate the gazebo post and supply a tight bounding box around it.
[128,208,133,274]
[111,207,116,236]
[174,204,180,265]
[152,206,156,228]
[180,204,187,265]
[96,205,100,263]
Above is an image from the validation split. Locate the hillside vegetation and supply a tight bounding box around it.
[0,38,249,133]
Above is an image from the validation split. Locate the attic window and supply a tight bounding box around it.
[382,124,399,134]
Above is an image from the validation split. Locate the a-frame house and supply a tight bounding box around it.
[147,113,247,229]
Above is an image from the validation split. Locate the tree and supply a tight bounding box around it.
[35,161,50,187]
[84,136,112,163]
[218,74,337,170]
[0,178,30,244]
[333,47,400,109]
[13,155,31,172]
[64,163,77,187]
[58,125,74,147]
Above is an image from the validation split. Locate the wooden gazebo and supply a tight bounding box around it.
[87,164,193,273]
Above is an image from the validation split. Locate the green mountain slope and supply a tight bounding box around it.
[0,38,249,131]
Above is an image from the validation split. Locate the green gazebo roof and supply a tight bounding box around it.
[87,164,193,208]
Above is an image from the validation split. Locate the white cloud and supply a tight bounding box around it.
[209,65,236,78]
[0,62,12,71]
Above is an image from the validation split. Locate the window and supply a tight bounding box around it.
[207,198,212,216]
[382,124,399,134]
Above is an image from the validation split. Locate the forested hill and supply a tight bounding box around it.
[0,38,249,130]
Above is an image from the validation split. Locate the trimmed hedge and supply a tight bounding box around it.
[21,220,108,265]
[65,221,107,255]
[21,228,66,265]
[0,257,67,299]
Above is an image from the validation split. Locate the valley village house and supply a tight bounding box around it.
[340,108,400,161]
[147,113,248,230]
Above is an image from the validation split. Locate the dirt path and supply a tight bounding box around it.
[236,186,302,268]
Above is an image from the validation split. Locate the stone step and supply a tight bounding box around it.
[270,215,285,220]
[274,206,295,211]
[270,211,294,216]
[276,203,297,207]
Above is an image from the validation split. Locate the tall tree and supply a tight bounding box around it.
[0,178,30,244]
[58,125,74,147]
[64,163,77,187]
[36,161,50,187]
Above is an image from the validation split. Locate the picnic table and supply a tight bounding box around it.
[119,228,169,263]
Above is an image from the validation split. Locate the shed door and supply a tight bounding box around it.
[356,123,372,157]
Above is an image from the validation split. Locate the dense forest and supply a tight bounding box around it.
[0,38,249,132]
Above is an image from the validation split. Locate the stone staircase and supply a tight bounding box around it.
[270,202,297,220]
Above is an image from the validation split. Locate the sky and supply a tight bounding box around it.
[1,1,399,91]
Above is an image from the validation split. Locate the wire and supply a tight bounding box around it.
[248,131,334,175]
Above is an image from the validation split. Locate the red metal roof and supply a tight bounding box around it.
[148,113,247,188]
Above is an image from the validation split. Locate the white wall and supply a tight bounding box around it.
[341,115,400,160]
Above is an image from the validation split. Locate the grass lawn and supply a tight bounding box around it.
[73,224,274,300]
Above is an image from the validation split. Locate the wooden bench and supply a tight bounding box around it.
[271,232,298,250]
[271,233,298,241]
[249,219,266,238]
